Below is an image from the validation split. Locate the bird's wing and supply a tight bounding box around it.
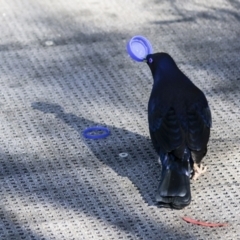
[149,107,183,153]
[187,106,211,151]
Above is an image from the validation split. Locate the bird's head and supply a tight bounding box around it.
[145,52,177,75]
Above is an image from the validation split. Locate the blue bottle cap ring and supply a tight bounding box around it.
[127,36,153,62]
[83,126,110,139]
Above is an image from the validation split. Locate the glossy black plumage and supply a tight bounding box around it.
[146,53,211,209]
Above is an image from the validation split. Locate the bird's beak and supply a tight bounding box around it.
[143,58,147,63]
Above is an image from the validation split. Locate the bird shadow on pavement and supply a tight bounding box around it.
[31,101,160,206]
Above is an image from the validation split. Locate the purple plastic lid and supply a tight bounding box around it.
[127,36,153,62]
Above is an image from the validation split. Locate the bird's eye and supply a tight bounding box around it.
[148,58,153,63]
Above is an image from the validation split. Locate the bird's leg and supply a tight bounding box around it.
[192,163,207,180]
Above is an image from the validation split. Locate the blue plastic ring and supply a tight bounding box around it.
[83,126,110,139]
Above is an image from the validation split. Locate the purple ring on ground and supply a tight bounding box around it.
[83,126,110,139]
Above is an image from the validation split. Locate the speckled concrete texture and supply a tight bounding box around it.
[0,0,240,239]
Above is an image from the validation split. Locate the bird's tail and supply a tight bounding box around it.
[156,155,191,209]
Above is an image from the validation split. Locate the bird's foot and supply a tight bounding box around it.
[192,163,207,180]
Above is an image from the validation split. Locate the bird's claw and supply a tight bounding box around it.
[192,163,207,180]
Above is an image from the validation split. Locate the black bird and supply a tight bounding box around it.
[145,53,211,209]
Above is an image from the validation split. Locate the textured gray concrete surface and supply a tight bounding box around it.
[0,0,240,239]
